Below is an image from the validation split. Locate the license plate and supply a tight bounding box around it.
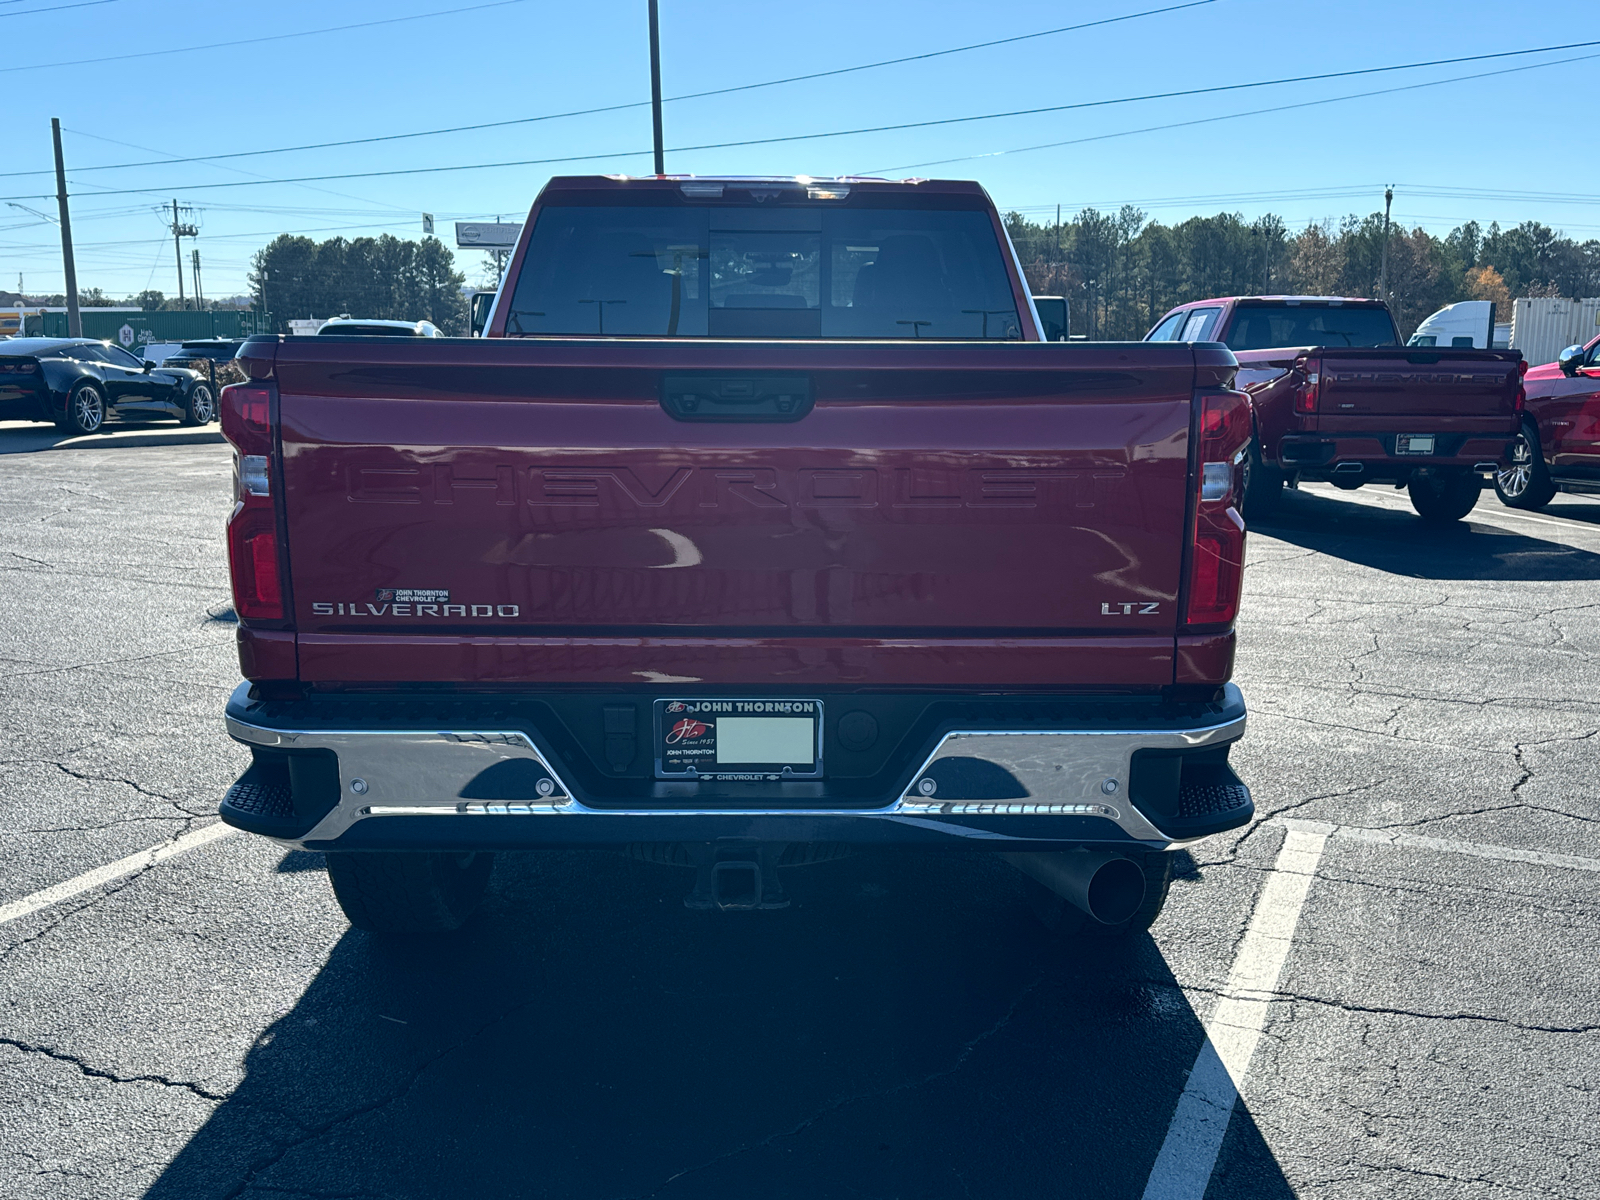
[1396,434,1435,455]
[654,699,823,780]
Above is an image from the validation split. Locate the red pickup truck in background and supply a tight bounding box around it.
[1147,296,1524,522]
[1493,333,1600,509]
[218,175,1255,938]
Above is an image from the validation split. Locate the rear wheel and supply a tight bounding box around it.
[1493,425,1557,510]
[1407,471,1481,523]
[180,383,215,426]
[63,382,105,435]
[1239,434,1282,520]
[325,851,494,933]
[1028,851,1173,939]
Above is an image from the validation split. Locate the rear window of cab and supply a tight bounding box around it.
[503,204,1021,340]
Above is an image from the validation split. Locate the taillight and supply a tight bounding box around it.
[1514,384,1526,415]
[221,383,271,454]
[220,383,286,622]
[1185,390,1250,630]
[1294,357,1321,414]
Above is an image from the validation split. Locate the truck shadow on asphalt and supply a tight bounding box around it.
[1253,489,1600,580]
[144,850,1294,1199]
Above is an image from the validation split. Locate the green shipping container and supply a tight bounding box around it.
[24,309,273,354]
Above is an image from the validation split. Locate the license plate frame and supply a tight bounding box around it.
[653,699,824,781]
[1396,434,1436,455]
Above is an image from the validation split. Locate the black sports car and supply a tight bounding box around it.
[0,337,219,434]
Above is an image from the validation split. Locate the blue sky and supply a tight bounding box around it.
[4,0,1597,302]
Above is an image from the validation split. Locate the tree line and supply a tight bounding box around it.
[1007,208,1600,341]
[246,234,469,335]
[17,288,249,310]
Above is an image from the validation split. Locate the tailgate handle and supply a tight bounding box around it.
[661,373,813,422]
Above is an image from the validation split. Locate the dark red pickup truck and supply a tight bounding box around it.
[1147,296,1524,522]
[218,175,1255,936]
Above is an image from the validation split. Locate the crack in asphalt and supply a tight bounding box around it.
[0,814,204,963]
[4,644,221,679]
[208,1002,554,1200]
[1141,975,1600,1037]
[1302,1160,1561,1196]
[0,757,203,815]
[1248,707,1498,753]
[0,1036,230,1102]
[615,973,1044,1199]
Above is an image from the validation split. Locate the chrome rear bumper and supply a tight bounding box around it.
[223,683,1250,851]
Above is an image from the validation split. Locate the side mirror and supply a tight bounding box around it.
[470,291,496,337]
[143,360,156,371]
[1557,344,1586,376]
[1032,295,1069,342]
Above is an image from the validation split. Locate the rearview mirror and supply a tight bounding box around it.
[470,291,496,337]
[143,360,156,371]
[1557,344,1586,376]
[1032,296,1068,342]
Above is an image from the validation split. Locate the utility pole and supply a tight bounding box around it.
[1379,185,1394,300]
[648,0,664,175]
[50,118,81,337]
[168,199,198,308]
[191,249,204,309]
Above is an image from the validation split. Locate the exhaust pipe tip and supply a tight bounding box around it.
[1084,856,1147,925]
[1001,850,1147,926]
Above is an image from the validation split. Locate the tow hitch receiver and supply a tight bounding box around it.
[685,844,789,911]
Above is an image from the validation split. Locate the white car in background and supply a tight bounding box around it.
[315,317,443,337]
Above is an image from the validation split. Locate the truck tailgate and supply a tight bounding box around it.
[272,339,1204,687]
[1236,347,1520,428]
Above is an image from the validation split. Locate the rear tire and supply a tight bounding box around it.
[1407,472,1481,523]
[325,851,494,933]
[180,383,216,427]
[1239,435,1282,520]
[1493,424,1557,510]
[1029,851,1173,939]
[63,382,105,435]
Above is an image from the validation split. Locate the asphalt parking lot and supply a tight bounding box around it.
[1,437,1596,1199]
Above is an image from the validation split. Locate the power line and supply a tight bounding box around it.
[0,0,533,75]
[861,49,1600,174]
[0,0,121,17]
[0,0,1217,180]
[62,126,418,215]
[12,44,1596,203]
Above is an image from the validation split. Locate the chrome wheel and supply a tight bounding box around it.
[70,385,104,434]
[183,384,216,426]
[1496,432,1533,499]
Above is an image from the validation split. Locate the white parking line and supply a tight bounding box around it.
[1141,815,1595,1196]
[1281,817,1600,873]
[0,821,236,926]
[1141,826,1329,1200]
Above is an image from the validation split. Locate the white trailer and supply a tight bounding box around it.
[1510,297,1600,368]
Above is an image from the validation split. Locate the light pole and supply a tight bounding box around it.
[648,0,664,174]
[50,118,81,337]
[1379,186,1393,301]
